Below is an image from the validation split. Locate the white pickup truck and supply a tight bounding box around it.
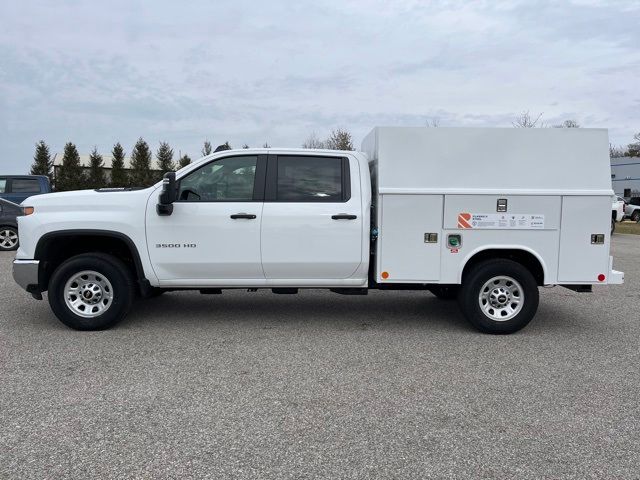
[13,127,623,334]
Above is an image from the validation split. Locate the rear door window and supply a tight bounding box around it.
[275,156,347,202]
[11,178,41,193]
[0,179,6,193]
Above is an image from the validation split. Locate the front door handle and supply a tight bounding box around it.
[331,214,357,220]
[230,213,257,219]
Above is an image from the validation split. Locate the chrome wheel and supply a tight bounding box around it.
[0,228,18,249]
[64,270,114,318]
[478,275,524,321]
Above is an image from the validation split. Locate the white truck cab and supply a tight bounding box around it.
[13,127,623,334]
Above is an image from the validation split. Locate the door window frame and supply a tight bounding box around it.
[264,154,351,203]
[174,154,267,203]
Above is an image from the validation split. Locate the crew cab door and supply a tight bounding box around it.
[260,154,363,280]
[145,154,266,283]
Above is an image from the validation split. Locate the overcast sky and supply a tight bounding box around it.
[1,0,639,172]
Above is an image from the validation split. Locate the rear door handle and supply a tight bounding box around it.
[230,213,257,219]
[331,214,357,220]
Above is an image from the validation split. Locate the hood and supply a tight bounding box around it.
[24,187,157,212]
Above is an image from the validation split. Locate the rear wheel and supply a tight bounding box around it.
[0,226,19,251]
[632,211,640,223]
[459,259,539,334]
[611,218,616,234]
[48,253,134,330]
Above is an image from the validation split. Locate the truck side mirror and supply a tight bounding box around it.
[157,172,177,216]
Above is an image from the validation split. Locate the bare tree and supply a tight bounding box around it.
[201,140,213,156]
[426,118,440,127]
[512,111,545,128]
[553,119,580,128]
[610,144,628,158]
[628,132,640,157]
[325,128,354,150]
[262,142,270,148]
[302,132,325,149]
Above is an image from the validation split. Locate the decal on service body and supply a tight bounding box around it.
[457,213,545,230]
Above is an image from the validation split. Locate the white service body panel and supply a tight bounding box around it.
[362,127,619,286]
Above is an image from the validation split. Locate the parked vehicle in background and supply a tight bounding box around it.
[0,198,23,251]
[13,127,624,334]
[624,197,640,222]
[0,175,51,204]
[612,196,625,232]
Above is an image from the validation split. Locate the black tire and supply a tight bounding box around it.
[48,253,135,330]
[458,259,539,334]
[429,285,459,300]
[0,226,19,251]
[611,218,615,234]
[632,211,640,223]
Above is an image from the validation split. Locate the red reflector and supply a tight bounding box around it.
[598,274,605,282]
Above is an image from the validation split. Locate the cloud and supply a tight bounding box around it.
[0,0,639,171]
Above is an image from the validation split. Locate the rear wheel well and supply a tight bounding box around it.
[461,249,545,286]
[35,232,145,292]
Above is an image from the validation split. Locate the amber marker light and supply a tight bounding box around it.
[23,207,35,215]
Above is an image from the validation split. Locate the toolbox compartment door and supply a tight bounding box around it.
[378,194,443,282]
[557,196,611,283]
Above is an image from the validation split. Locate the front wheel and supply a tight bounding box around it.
[459,259,539,334]
[632,211,640,223]
[0,226,19,251]
[48,253,134,330]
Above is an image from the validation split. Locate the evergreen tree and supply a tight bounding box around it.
[178,154,192,168]
[156,141,175,180]
[129,138,153,187]
[110,142,128,187]
[56,142,85,191]
[202,140,213,156]
[87,147,106,189]
[30,140,53,181]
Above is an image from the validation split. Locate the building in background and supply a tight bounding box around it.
[611,157,640,197]
[51,153,161,185]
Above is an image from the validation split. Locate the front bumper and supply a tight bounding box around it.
[13,259,40,293]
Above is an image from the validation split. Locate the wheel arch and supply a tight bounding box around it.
[459,246,547,286]
[34,229,147,291]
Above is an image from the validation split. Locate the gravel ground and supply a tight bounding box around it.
[0,236,638,479]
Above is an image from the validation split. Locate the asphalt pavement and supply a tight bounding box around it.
[0,236,638,479]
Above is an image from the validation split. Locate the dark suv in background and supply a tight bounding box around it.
[0,175,51,204]
[0,198,23,251]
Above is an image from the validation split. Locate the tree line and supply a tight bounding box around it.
[27,119,639,192]
[29,138,233,191]
[29,131,351,191]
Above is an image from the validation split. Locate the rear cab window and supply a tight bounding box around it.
[270,156,351,203]
[11,178,41,193]
[0,179,6,193]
